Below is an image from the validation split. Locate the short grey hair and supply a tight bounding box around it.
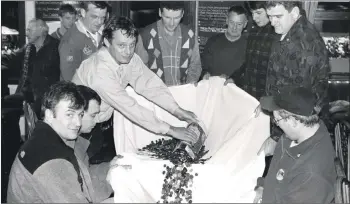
[29,18,49,35]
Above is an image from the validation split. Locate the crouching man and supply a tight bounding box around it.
[254,87,336,203]
[7,82,113,203]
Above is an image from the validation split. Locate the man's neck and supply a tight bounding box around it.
[80,20,96,34]
[289,123,320,144]
[225,32,241,42]
[280,15,301,41]
[33,35,46,52]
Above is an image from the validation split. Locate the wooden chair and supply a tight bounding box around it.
[334,121,350,180]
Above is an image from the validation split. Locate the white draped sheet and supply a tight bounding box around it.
[110,77,270,203]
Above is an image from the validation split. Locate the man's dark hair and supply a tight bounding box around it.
[80,1,111,13]
[265,1,302,12]
[160,1,185,12]
[248,1,266,11]
[41,81,85,118]
[77,85,101,111]
[58,4,77,17]
[228,5,248,18]
[103,16,139,42]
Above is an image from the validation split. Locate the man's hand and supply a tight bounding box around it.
[173,107,199,124]
[167,126,198,144]
[253,186,264,203]
[203,72,210,80]
[257,137,277,156]
[224,78,234,86]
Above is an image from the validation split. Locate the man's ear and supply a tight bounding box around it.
[104,38,111,47]
[81,9,86,18]
[290,6,300,20]
[159,8,162,18]
[45,109,54,124]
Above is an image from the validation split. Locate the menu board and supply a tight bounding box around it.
[35,1,81,21]
[197,1,245,54]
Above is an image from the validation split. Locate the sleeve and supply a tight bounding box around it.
[135,35,149,65]
[299,39,330,109]
[202,37,213,76]
[47,42,61,84]
[59,40,83,81]
[34,159,90,203]
[89,162,113,202]
[186,39,202,83]
[276,172,334,203]
[130,58,180,114]
[90,62,172,135]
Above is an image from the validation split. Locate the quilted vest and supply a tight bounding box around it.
[140,22,195,84]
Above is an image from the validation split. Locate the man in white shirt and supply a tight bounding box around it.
[72,16,200,144]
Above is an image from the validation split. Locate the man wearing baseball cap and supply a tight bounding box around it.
[253,87,336,203]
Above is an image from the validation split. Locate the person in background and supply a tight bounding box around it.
[255,1,330,158]
[226,1,280,100]
[51,4,77,40]
[3,18,60,119]
[135,1,202,86]
[72,16,200,145]
[253,87,336,203]
[7,82,114,203]
[59,1,110,81]
[202,5,248,80]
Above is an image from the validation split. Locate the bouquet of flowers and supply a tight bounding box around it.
[323,36,350,58]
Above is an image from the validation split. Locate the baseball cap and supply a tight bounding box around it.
[259,87,317,116]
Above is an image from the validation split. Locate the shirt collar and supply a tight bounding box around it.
[282,121,328,159]
[280,15,307,43]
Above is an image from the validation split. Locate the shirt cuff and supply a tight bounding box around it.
[168,103,181,115]
[159,122,171,135]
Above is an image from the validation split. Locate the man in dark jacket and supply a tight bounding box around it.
[253,87,336,203]
[7,82,113,203]
[3,18,60,119]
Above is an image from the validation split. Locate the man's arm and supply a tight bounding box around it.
[89,162,113,202]
[91,63,172,135]
[202,38,213,77]
[135,35,149,65]
[34,159,91,203]
[276,172,334,203]
[59,40,82,81]
[186,40,202,83]
[48,42,61,83]
[299,39,330,110]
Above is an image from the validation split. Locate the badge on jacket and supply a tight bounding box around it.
[83,45,93,56]
[276,169,285,181]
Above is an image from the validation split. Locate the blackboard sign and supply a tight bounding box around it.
[198,1,245,54]
[35,1,81,21]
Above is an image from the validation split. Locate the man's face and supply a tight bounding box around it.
[60,12,77,30]
[226,12,247,38]
[81,4,107,33]
[267,4,296,35]
[80,100,100,134]
[109,29,136,64]
[26,22,42,43]
[251,8,270,27]
[46,100,84,141]
[273,111,298,140]
[159,8,184,33]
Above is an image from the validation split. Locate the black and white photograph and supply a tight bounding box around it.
[1,1,349,203]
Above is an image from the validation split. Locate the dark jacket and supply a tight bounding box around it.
[266,16,330,109]
[2,35,60,116]
[7,121,112,203]
[232,23,280,100]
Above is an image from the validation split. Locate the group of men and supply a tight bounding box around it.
[4,1,336,203]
